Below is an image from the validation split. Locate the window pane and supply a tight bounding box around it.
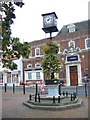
[35,64,41,67]
[12,74,18,83]
[27,64,32,68]
[28,73,32,79]
[0,74,3,83]
[7,73,11,83]
[36,48,40,55]
[70,41,74,48]
[86,39,90,48]
[36,72,40,80]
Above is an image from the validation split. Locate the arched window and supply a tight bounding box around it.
[27,64,32,68]
[35,63,41,67]
[85,37,90,49]
[35,48,40,56]
[68,40,75,49]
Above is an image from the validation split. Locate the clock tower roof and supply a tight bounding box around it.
[42,12,58,19]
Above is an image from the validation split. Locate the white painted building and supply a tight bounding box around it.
[0,56,23,86]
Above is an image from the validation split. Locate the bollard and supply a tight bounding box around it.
[59,84,61,95]
[58,96,60,103]
[73,92,75,100]
[53,96,55,103]
[5,83,7,92]
[23,83,25,94]
[73,92,76,99]
[66,91,68,97]
[35,94,37,102]
[29,94,32,100]
[63,91,65,96]
[13,84,15,93]
[36,84,38,96]
[75,92,76,98]
[71,94,73,101]
[85,83,87,97]
[38,95,40,103]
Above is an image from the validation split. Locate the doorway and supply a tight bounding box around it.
[70,66,78,86]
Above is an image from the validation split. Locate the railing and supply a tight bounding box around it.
[29,91,77,103]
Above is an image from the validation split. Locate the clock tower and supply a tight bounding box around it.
[42,12,58,38]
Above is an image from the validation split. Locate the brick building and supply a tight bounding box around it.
[23,20,90,86]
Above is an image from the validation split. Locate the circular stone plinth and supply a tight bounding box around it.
[23,97,83,110]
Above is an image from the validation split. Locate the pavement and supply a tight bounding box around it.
[0,89,89,119]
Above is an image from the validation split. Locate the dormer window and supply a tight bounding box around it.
[67,24,76,33]
[35,48,40,56]
[27,64,32,68]
[85,37,90,49]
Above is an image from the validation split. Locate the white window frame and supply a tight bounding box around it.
[35,47,40,56]
[35,63,41,68]
[69,27,75,33]
[36,72,41,80]
[28,72,32,80]
[67,24,76,33]
[85,37,90,49]
[68,40,75,48]
[27,64,32,68]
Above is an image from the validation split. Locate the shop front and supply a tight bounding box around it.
[1,71,21,86]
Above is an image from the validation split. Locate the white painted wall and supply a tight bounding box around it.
[0,58,23,86]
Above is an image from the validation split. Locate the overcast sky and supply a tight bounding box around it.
[11,0,89,43]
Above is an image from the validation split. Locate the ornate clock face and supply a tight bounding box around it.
[44,15,53,24]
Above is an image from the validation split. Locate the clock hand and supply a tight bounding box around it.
[47,18,50,21]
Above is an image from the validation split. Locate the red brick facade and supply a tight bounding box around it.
[23,20,90,86]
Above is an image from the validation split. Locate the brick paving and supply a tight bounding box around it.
[1,90,89,118]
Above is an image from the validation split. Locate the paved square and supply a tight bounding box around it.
[1,90,89,118]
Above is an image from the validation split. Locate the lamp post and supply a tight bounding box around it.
[22,59,25,94]
[84,74,88,97]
